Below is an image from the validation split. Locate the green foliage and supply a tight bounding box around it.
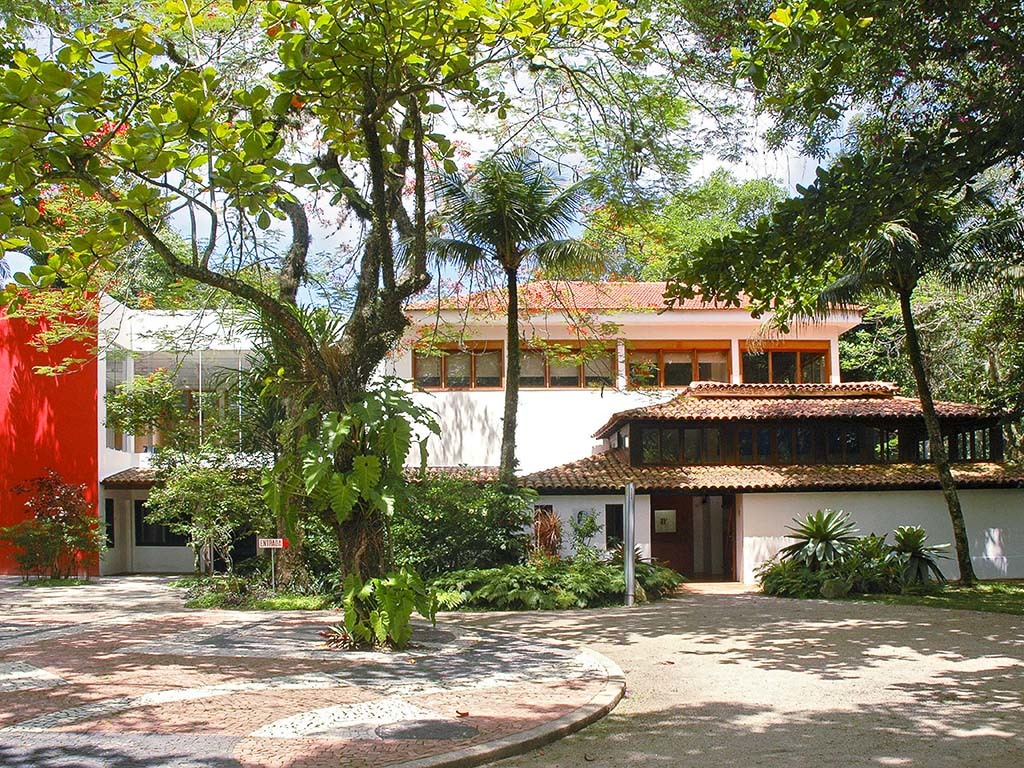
[757,559,823,599]
[0,470,103,580]
[145,452,272,574]
[778,509,859,571]
[104,369,185,440]
[182,576,334,610]
[586,170,786,280]
[760,523,952,598]
[392,476,533,578]
[263,381,438,537]
[851,581,1024,616]
[431,556,683,611]
[330,568,436,650]
[890,525,949,587]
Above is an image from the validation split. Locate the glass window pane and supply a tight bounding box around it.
[844,427,861,461]
[772,351,797,384]
[827,427,844,462]
[474,350,501,387]
[661,428,681,463]
[414,353,442,388]
[705,428,721,463]
[446,351,472,388]
[549,356,580,387]
[584,351,615,387]
[663,352,693,386]
[796,426,815,462]
[742,352,768,383]
[776,426,793,463]
[520,351,546,387]
[738,428,754,462]
[629,351,659,386]
[800,351,827,383]
[756,428,772,462]
[683,428,701,464]
[697,351,729,382]
[640,427,660,464]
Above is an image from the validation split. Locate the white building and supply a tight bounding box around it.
[400,281,1024,582]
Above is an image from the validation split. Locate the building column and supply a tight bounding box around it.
[730,339,742,384]
[616,339,627,389]
[829,339,841,383]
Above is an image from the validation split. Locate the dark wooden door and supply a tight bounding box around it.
[650,495,693,575]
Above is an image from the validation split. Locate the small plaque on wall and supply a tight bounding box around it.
[654,509,676,534]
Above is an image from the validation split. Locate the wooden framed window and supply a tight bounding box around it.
[741,346,829,384]
[412,344,503,390]
[518,347,617,389]
[134,499,188,547]
[104,498,115,548]
[627,344,731,388]
[637,425,723,465]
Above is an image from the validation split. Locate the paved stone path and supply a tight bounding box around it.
[0,577,622,768]
[450,586,1024,767]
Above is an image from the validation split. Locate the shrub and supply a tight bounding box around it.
[324,568,436,649]
[532,505,563,557]
[828,534,902,594]
[392,477,533,578]
[757,558,823,598]
[890,525,949,587]
[779,509,859,571]
[0,470,103,580]
[432,556,683,611]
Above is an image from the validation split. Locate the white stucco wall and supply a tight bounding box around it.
[740,489,1024,583]
[100,490,194,575]
[535,493,653,560]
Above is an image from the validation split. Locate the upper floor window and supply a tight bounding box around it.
[638,425,722,465]
[627,347,730,388]
[413,345,502,390]
[520,348,616,389]
[742,348,828,384]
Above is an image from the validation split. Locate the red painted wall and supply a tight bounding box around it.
[0,309,98,575]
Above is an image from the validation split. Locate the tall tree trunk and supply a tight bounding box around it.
[499,267,521,488]
[898,288,977,585]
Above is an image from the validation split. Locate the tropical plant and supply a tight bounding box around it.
[263,379,438,580]
[889,525,950,587]
[324,568,436,650]
[756,558,822,599]
[531,506,563,557]
[808,183,1024,585]
[430,150,605,485]
[778,509,860,571]
[828,533,903,595]
[392,475,534,578]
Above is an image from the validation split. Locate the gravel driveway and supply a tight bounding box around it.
[447,588,1024,767]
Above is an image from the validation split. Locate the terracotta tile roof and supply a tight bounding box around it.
[521,449,1024,493]
[594,383,995,437]
[406,281,751,313]
[102,467,159,489]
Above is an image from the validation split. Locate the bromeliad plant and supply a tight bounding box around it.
[778,509,860,571]
[889,525,950,586]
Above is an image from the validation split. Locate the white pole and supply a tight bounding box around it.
[271,548,276,592]
[624,481,636,607]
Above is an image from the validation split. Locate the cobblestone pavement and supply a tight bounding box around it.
[0,577,622,768]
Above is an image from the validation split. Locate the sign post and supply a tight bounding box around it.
[258,538,287,591]
[624,482,636,607]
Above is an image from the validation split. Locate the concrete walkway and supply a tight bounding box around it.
[0,577,622,768]
[448,587,1024,767]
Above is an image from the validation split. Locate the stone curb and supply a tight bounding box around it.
[391,638,625,768]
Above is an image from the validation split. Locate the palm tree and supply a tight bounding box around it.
[817,182,1024,585]
[430,150,603,487]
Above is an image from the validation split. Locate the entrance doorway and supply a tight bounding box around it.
[650,494,736,580]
